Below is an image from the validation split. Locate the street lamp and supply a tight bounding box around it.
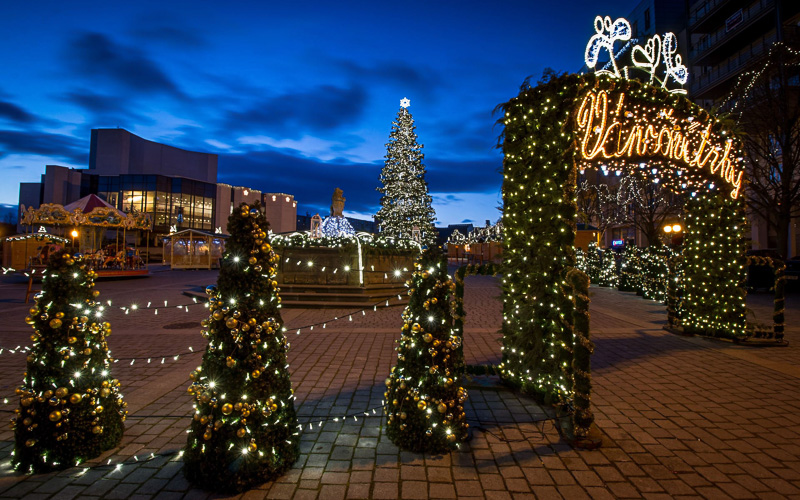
[71,229,79,248]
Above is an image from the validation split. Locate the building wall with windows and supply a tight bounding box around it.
[18,129,297,238]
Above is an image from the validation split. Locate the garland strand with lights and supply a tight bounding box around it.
[744,255,785,341]
[566,268,593,438]
[384,247,469,453]
[183,201,299,492]
[13,250,126,473]
[666,252,684,329]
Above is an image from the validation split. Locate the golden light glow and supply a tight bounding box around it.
[71,230,79,238]
[663,225,672,233]
[576,89,744,199]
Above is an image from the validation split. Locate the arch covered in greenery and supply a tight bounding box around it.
[497,73,748,433]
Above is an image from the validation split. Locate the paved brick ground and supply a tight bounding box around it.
[0,268,798,499]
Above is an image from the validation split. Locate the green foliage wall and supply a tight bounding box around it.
[497,74,582,405]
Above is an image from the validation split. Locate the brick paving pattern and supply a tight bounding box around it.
[0,268,798,498]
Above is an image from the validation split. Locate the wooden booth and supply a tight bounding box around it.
[164,229,227,270]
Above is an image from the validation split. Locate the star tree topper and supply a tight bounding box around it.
[400,97,410,108]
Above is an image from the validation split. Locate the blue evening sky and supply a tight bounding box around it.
[0,0,635,226]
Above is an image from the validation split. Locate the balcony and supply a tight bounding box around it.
[689,31,777,99]
[689,0,732,30]
[690,0,776,64]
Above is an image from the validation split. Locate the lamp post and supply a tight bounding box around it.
[71,229,79,249]
[663,223,682,246]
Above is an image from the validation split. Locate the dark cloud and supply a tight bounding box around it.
[223,84,367,137]
[131,26,206,48]
[65,32,183,98]
[216,148,380,216]
[425,158,501,194]
[0,130,86,164]
[61,89,149,127]
[212,142,501,222]
[336,60,432,89]
[0,101,36,123]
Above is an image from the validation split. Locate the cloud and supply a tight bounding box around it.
[425,158,502,195]
[335,60,434,90]
[0,130,86,164]
[131,25,206,48]
[0,100,36,123]
[222,84,367,137]
[65,32,183,98]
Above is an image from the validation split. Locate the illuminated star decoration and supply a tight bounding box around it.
[400,97,411,108]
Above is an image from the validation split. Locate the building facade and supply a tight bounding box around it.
[19,129,297,240]
[687,0,800,254]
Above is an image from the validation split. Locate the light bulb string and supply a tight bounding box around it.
[0,295,403,365]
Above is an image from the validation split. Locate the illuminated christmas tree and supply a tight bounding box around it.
[13,251,126,473]
[384,247,468,453]
[377,98,437,246]
[596,248,618,288]
[184,201,299,492]
[584,241,602,284]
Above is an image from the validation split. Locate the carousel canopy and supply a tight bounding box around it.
[64,194,123,216]
[20,194,152,230]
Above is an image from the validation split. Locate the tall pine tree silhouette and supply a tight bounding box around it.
[14,250,125,473]
[377,98,437,246]
[184,201,299,492]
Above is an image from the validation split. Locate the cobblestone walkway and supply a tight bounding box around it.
[0,270,798,499]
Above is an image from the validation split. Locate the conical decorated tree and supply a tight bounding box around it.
[384,247,469,453]
[184,201,299,492]
[13,250,126,473]
[377,98,437,246]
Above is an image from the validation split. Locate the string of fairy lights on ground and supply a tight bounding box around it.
[0,293,409,412]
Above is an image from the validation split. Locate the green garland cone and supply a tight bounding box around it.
[384,247,469,454]
[13,250,126,473]
[183,201,299,492]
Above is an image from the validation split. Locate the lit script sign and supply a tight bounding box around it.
[576,89,744,199]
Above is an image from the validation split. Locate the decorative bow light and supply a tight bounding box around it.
[584,15,689,94]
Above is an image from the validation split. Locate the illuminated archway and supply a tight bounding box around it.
[497,72,747,437]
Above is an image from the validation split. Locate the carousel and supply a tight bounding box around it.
[19,194,153,277]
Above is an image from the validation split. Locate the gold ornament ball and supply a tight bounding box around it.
[49,410,63,422]
[252,369,261,378]
[248,441,257,452]
[248,256,257,265]
[24,316,35,325]
[92,425,103,435]
[423,333,433,343]
[55,311,65,319]
[447,433,457,442]
[25,439,37,447]
[237,427,246,438]
[437,403,447,414]
[70,393,83,404]
[49,318,63,329]
[55,387,68,398]
[417,401,427,410]
[221,403,233,415]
